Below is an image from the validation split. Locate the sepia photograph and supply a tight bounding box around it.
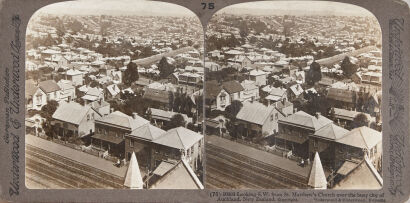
[24,0,205,189]
[204,1,383,190]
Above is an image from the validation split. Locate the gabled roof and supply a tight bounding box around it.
[57,80,75,90]
[153,127,203,150]
[236,102,275,125]
[269,87,287,97]
[249,69,267,76]
[149,108,191,122]
[107,84,121,96]
[52,102,93,125]
[150,160,204,189]
[308,152,327,189]
[96,111,149,130]
[25,79,38,98]
[327,88,355,103]
[222,81,244,94]
[124,152,144,189]
[241,80,258,91]
[289,84,304,96]
[333,157,382,189]
[86,87,103,96]
[313,124,349,141]
[129,123,165,141]
[66,69,83,76]
[143,89,171,104]
[39,80,61,93]
[279,111,333,131]
[336,126,381,149]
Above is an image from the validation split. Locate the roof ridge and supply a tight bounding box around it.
[359,127,369,149]
[175,127,186,150]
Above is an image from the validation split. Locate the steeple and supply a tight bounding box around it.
[308,152,327,189]
[124,152,144,189]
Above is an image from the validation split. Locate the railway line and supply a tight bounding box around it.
[25,144,124,189]
[206,143,308,189]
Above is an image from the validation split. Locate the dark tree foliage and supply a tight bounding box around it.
[123,62,139,86]
[225,100,243,120]
[89,81,100,88]
[341,56,358,77]
[40,100,59,120]
[40,100,59,139]
[302,92,329,116]
[350,113,369,129]
[158,57,175,79]
[306,61,322,85]
[166,114,186,130]
[206,34,241,51]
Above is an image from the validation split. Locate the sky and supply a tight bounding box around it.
[221,1,376,17]
[36,0,196,16]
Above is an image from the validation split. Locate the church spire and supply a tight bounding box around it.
[308,152,327,189]
[124,152,144,189]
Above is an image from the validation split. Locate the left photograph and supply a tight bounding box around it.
[25,0,204,189]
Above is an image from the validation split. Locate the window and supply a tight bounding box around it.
[36,95,42,103]
[129,139,134,147]
[92,113,95,120]
[104,129,107,135]
[270,114,274,121]
[47,94,51,101]
[275,113,279,119]
[87,114,90,121]
[191,146,194,155]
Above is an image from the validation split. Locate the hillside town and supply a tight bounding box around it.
[25,12,205,189]
[204,13,383,189]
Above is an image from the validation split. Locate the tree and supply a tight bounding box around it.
[166,114,186,130]
[225,100,243,120]
[40,100,59,120]
[40,100,59,140]
[90,80,99,88]
[158,57,174,79]
[123,62,139,86]
[306,61,322,85]
[341,56,358,77]
[351,113,369,129]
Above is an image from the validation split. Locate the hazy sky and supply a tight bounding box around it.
[221,1,375,17]
[36,0,196,16]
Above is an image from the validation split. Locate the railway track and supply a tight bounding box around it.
[25,145,124,189]
[206,143,308,189]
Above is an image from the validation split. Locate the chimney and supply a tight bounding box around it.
[132,112,138,119]
[315,112,321,119]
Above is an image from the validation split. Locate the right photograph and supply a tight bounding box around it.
[204,1,382,189]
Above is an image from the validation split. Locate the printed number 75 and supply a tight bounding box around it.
[201,3,214,9]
